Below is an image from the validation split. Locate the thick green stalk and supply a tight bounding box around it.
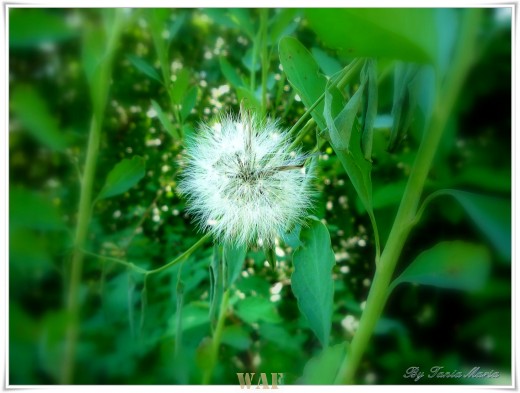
[61,12,123,384]
[335,9,481,384]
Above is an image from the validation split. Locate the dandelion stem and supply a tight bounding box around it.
[335,9,481,384]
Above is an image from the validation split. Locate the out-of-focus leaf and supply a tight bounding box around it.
[433,190,511,261]
[281,224,302,249]
[219,57,244,88]
[9,9,77,48]
[10,188,64,231]
[235,296,282,324]
[306,9,437,63]
[171,302,210,334]
[97,156,146,200]
[11,85,68,151]
[258,323,304,351]
[268,9,299,45]
[388,63,419,152]
[171,68,191,104]
[151,100,179,139]
[300,342,348,384]
[391,241,491,292]
[228,8,255,38]
[291,217,335,347]
[209,245,223,327]
[311,47,342,76]
[169,11,187,43]
[180,87,198,122]
[40,310,71,381]
[241,47,261,73]
[455,167,511,192]
[361,59,378,160]
[128,55,163,84]
[221,325,251,350]
[223,243,247,287]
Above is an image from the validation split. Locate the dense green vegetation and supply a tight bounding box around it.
[9,8,511,385]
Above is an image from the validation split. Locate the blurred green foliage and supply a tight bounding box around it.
[9,8,511,385]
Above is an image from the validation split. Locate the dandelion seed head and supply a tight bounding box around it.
[178,111,314,246]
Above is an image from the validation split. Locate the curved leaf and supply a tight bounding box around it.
[97,156,146,200]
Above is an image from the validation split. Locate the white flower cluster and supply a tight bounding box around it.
[179,111,314,246]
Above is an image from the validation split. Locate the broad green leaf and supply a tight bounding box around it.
[223,243,247,287]
[97,156,146,200]
[291,217,335,347]
[361,59,378,160]
[128,55,163,84]
[391,241,491,292]
[180,87,198,122]
[258,323,304,351]
[151,100,179,139]
[311,47,342,76]
[171,302,210,334]
[235,296,282,324]
[300,342,348,384]
[241,47,260,72]
[305,9,437,63]
[435,190,511,261]
[11,85,68,151]
[10,188,65,231]
[9,9,77,48]
[279,37,329,130]
[219,57,244,88]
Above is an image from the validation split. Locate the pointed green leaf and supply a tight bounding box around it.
[224,243,247,287]
[291,217,335,347]
[392,241,491,292]
[180,87,198,122]
[128,55,163,84]
[171,68,190,104]
[219,57,244,88]
[11,85,68,151]
[311,47,342,76]
[151,100,179,139]
[235,296,282,324]
[97,156,145,200]
[268,9,299,45]
[236,86,262,115]
[361,59,378,160]
[433,190,511,261]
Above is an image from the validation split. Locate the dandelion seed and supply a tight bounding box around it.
[178,108,314,246]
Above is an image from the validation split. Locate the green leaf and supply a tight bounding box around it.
[228,8,255,38]
[268,9,299,45]
[168,12,187,43]
[361,59,378,160]
[235,296,282,324]
[97,156,146,200]
[291,217,335,347]
[180,87,198,122]
[128,55,163,84]
[279,37,330,130]
[171,68,191,104]
[219,57,244,88]
[9,9,77,48]
[236,86,262,115]
[151,100,179,139]
[11,85,68,151]
[323,74,375,218]
[300,342,348,384]
[221,325,252,350]
[305,9,437,63]
[391,241,491,292]
[223,243,247,287]
[433,191,511,261]
[209,245,223,327]
[311,47,342,76]
[10,188,65,231]
[388,63,419,152]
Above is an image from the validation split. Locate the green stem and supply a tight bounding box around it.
[289,119,315,150]
[335,9,481,384]
[260,9,269,116]
[202,289,230,384]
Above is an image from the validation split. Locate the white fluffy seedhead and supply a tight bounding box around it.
[178,110,314,247]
